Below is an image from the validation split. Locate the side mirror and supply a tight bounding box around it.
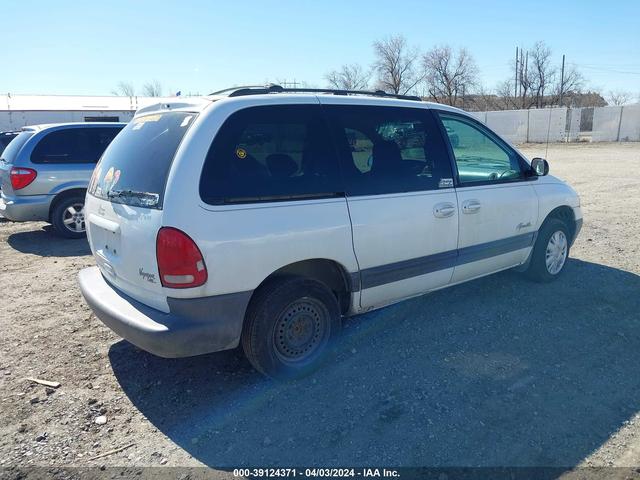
[531,157,549,176]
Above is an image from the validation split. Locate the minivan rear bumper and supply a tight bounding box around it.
[0,192,52,222]
[78,266,252,358]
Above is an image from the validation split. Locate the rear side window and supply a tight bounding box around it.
[324,105,453,196]
[0,131,34,164]
[200,105,342,204]
[31,127,122,164]
[88,112,195,209]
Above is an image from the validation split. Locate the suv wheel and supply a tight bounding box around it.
[51,196,86,239]
[241,277,341,379]
[525,218,570,282]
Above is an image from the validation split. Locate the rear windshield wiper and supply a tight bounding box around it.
[107,189,159,206]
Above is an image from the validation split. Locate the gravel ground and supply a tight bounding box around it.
[0,142,639,474]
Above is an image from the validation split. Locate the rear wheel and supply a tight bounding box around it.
[241,277,341,379]
[51,196,86,239]
[525,218,570,282]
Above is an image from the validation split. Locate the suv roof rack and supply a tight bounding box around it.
[209,84,422,102]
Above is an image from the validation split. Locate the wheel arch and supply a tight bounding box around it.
[48,188,87,222]
[543,205,576,243]
[249,258,356,316]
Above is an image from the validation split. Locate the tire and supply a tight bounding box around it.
[51,195,86,239]
[525,218,571,282]
[241,276,341,379]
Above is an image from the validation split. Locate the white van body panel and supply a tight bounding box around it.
[346,190,458,309]
[451,182,538,283]
[533,175,583,225]
[85,193,169,312]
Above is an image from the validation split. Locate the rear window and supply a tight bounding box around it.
[0,131,34,164]
[200,105,342,204]
[88,112,195,209]
[31,127,122,164]
[0,133,18,153]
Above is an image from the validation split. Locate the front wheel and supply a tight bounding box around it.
[241,277,341,379]
[51,196,86,239]
[525,218,570,282]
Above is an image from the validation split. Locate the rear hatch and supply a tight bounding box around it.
[86,111,198,312]
[0,130,35,197]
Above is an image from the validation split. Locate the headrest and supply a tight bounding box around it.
[266,153,298,178]
[371,140,402,173]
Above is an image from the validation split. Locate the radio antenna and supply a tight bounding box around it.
[545,106,553,158]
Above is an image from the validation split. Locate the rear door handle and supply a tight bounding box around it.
[433,202,456,218]
[462,200,481,214]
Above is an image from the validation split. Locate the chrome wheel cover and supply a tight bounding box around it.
[545,230,568,275]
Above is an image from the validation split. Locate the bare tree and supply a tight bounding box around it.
[517,51,535,108]
[142,80,163,97]
[529,41,556,108]
[496,41,586,109]
[607,89,633,106]
[552,65,584,106]
[372,35,422,95]
[111,81,135,96]
[325,63,371,90]
[422,45,478,106]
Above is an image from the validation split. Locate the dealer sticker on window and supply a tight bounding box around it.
[439,178,454,188]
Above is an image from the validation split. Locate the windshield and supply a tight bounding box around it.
[0,131,34,164]
[88,111,196,209]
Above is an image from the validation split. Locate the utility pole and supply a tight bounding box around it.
[524,51,528,107]
[559,54,565,107]
[513,47,518,101]
[520,49,525,98]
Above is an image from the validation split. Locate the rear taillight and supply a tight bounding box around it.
[156,227,208,288]
[10,167,37,190]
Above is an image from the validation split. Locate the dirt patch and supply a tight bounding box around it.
[1,142,639,470]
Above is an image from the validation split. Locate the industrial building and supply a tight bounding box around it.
[0,94,177,131]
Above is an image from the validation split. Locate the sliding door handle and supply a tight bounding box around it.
[434,202,456,218]
[462,200,481,214]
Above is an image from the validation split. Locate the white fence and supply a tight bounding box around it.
[472,105,640,143]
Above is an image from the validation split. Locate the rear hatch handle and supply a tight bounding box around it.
[88,214,120,234]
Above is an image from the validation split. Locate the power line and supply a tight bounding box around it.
[568,63,640,75]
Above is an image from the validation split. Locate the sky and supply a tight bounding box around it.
[2,0,639,99]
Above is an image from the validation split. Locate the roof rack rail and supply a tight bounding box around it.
[209,85,266,96]
[209,84,421,102]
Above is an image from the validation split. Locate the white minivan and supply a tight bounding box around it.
[78,86,582,378]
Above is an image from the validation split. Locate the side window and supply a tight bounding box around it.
[200,105,342,204]
[438,114,524,184]
[84,128,122,163]
[31,130,77,164]
[31,128,121,164]
[325,105,453,196]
